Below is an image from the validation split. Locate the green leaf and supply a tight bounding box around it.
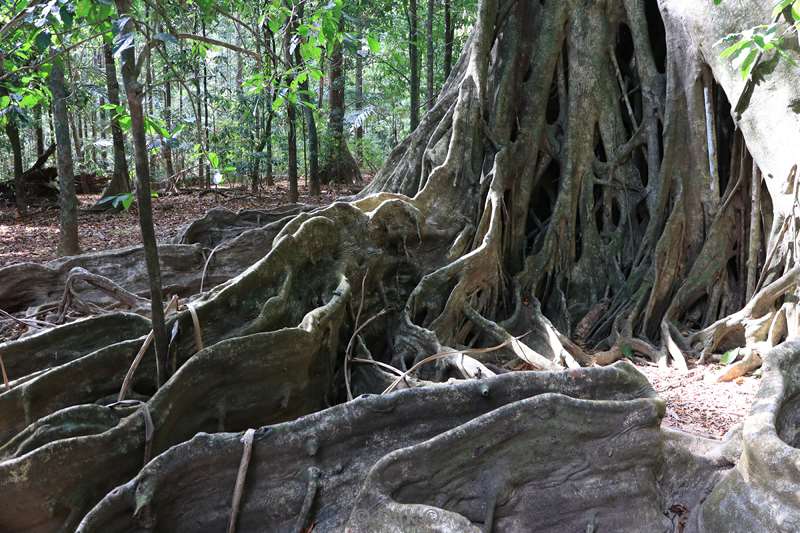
[121,193,135,210]
[773,0,794,18]
[739,48,759,79]
[76,0,92,19]
[720,38,749,59]
[308,68,323,81]
[367,35,380,53]
[621,344,633,359]
[208,151,220,168]
[0,96,9,109]
[19,93,41,108]
[720,350,738,365]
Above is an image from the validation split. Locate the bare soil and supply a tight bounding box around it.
[636,362,759,439]
[0,181,346,267]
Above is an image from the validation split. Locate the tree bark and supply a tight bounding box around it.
[320,19,360,185]
[49,49,80,256]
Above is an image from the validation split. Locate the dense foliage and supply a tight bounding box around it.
[0,0,476,192]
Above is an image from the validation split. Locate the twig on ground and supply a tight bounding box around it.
[227,428,256,533]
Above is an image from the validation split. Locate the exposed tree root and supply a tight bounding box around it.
[76,364,658,532]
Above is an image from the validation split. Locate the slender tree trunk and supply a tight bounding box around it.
[355,27,365,163]
[49,49,80,256]
[164,76,175,179]
[5,118,25,216]
[100,43,131,199]
[34,106,45,158]
[114,0,169,383]
[0,52,26,215]
[294,9,320,197]
[318,50,326,110]
[283,23,299,203]
[407,0,420,131]
[265,107,274,187]
[426,0,434,110]
[178,81,184,175]
[64,52,83,172]
[443,0,453,79]
[191,20,205,189]
[202,20,211,188]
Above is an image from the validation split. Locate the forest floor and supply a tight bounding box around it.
[0,180,347,266]
[0,179,759,440]
[637,363,758,439]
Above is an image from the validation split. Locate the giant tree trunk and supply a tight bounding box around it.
[3,1,800,531]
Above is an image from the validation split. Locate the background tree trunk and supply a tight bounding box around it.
[295,5,320,197]
[5,119,25,216]
[443,0,453,79]
[407,0,420,131]
[49,49,80,256]
[320,19,360,186]
[355,36,365,164]
[283,18,299,203]
[163,75,175,180]
[426,0,434,110]
[34,106,45,158]
[98,43,131,201]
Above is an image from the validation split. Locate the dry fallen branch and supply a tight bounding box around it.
[382,335,524,395]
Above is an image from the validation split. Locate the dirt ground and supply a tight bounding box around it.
[0,181,346,266]
[0,181,761,440]
[637,362,759,439]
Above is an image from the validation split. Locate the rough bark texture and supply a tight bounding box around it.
[320,19,361,186]
[2,0,800,531]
